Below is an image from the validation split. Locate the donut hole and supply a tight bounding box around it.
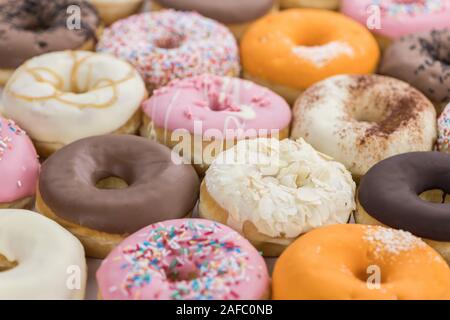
[154,33,185,50]
[166,261,200,282]
[419,189,450,204]
[354,265,386,285]
[0,254,17,272]
[95,176,129,190]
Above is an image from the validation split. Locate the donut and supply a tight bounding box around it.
[1,50,147,157]
[0,117,39,209]
[272,224,450,300]
[96,10,240,91]
[356,152,450,263]
[199,138,356,257]
[341,0,450,49]
[140,74,292,175]
[35,135,200,258]
[279,0,340,10]
[88,0,143,26]
[240,9,380,104]
[380,29,450,112]
[97,219,270,300]
[291,75,437,179]
[438,103,450,153]
[0,209,87,299]
[151,0,277,39]
[0,0,101,85]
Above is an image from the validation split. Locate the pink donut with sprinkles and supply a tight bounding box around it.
[96,219,270,300]
[140,73,291,173]
[96,10,240,90]
[438,103,450,153]
[0,117,40,207]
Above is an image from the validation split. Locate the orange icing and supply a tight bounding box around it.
[273,224,450,300]
[240,9,380,90]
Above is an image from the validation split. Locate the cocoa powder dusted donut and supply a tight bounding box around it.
[36,135,200,258]
[151,0,277,39]
[291,75,437,178]
[0,0,101,85]
[380,29,450,113]
[356,152,450,263]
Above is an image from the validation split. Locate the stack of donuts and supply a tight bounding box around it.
[0,0,449,300]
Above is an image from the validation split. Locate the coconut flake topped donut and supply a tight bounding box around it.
[1,50,147,157]
[97,219,270,300]
[438,103,450,152]
[200,138,356,256]
[291,75,437,178]
[97,10,240,90]
[0,117,39,208]
[341,0,450,40]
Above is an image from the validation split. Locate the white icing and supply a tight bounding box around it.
[204,138,356,238]
[291,75,437,177]
[0,209,86,299]
[1,51,146,144]
[292,41,354,67]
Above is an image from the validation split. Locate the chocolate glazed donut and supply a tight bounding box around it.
[0,0,100,70]
[358,152,450,241]
[153,0,275,24]
[37,135,200,257]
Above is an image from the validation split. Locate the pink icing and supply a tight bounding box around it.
[96,219,270,300]
[341,0,450,39]
[142,74,292,139]
[0,117,40,203]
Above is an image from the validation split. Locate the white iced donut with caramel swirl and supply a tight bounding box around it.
[1,50,147,157]
[199,138,356,257]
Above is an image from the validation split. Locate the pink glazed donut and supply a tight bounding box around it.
[341,0,450,45]
[140,74,292,174]
[96,219,270,300]
[0,117,40,208]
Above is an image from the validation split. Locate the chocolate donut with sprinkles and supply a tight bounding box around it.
[96,219,270,300]
[0,0,101,85]
[96,10,240,91]
[380,29,450,113]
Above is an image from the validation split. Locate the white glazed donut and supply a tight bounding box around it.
[0,209,87,299]
[1,50,147,156]
[291,75,437,178]
[199,138,356,257]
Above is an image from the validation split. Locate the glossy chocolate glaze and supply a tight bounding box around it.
[380,29,450,105]
[359,152,450,241]
[0,0,100,69]
[39,135,200,234]
[154,0,275,24]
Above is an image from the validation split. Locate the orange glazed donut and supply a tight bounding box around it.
[273,224,450,300]
[240,9,380,104]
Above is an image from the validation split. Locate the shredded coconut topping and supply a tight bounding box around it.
[205,138,356,239]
